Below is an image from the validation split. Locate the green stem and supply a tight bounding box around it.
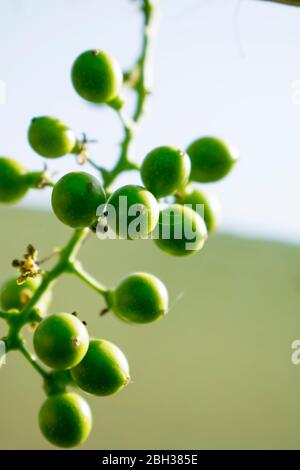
[25,171,54,189]
[59,228,90,263]
[117,109,138,164]
[44,180,55,188]
[86,157,104,173]
[19,341,49,380]
[133,0,155,123]
[261,0,300,5]
[101,0,157,191]
[0,311,11,320]
[68,260,108,298]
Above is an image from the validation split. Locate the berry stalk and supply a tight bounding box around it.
[19,341,50,380]
[68,260,108,298]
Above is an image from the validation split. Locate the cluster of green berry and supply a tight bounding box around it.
[0,1,237,449]
[9,116,236,250]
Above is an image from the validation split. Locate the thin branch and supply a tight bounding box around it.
[259,0,300,5]
[133,0,156,123]
[69,260,108,298]
[0,311,12,320]
[19,342,49,380]
[86,157,105,173]
[101,0,157,191]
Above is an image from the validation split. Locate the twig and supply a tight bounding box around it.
[19,341,49,380]
[69,260,108,298]
[101,0,157,191]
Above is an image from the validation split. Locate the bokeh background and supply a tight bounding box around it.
[1,0,300,449]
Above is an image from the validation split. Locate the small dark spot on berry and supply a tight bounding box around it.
[72,338,80,347]
[71,311,78,316]
[82,320,87,326]
[87,182,94,191]
[103,210,108,217]
[92,50,100,57]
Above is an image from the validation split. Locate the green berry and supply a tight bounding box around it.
[28,116,76,158]
[177,185,221,233]
[154,204,207,256]
[106,185,159,239]
[39,392,92,448]
[111,272,169,324]
[0,276,52,314]
[51,172,106,228]
[187,136,239,182]
[0,157,28,203]
[141,146,191,198]
[71,339,130,396]
[71,50,123,104]
[33,313,89,370]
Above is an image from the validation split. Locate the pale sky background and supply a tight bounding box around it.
[0,0,300,242]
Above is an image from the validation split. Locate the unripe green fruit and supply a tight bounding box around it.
[177,185,221,233]
[112,272,169,324]
[52,172,106,228]
[33,313,89,370]
[71,339,130,396]
[39,392,92,448]
[187,136,239,182]
[154,204,207,256]
[71,50,123,104]
[0,157,28,203]
[0,276,52,314]
[28,116,76,159]
[106,185,159,239]
[141,146,191,198]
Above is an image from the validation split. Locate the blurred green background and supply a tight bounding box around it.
[1,206,300,450]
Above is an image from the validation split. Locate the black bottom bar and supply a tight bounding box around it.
[1,450,300,465]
